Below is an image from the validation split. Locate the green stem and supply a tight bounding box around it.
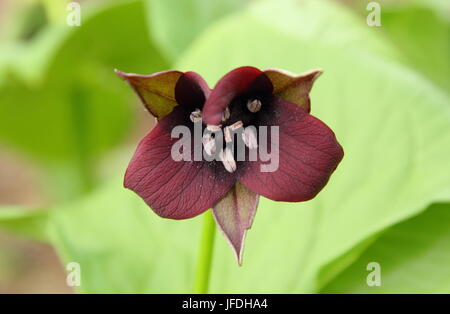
[193,210,216,294]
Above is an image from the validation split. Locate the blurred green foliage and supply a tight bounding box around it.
[0,0,168,196]
[323,203,450,293]
[382,6,450,92]
[0,0,449,293]
[146,0,243,60]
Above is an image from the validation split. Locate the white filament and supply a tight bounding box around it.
[242,127,258,149]
[220,147,237,173]
[202,133,216,155]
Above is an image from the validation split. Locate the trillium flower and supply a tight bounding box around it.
[116,66,343,265]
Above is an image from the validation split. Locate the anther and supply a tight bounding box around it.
[222,107,230,122]
[202,133,216,155]
[220,147,237,173]
[242,127,258,149]
[229,120,243,131]
[206,124,221,132]
[224,126,232,143]
[247,99,262,113]
[190,109,202,123]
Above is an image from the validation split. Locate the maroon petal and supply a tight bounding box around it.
[264,69,322,112]
[239,96,343,202]
[115,69,183,120]
[212,183,259,265]
[203,66,273,125]
[124,107,236,219]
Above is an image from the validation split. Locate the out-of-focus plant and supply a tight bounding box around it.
[0,0,168,197]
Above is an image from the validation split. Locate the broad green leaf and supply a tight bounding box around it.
[175,0,450,293]
[381,6,450,93]
[0,0,47,43]
[145,0,244,60]
[384,0,450,23]
[47,180,201,293]
[322,203,450,293]
[0,207,50,243]
[249,0,400,61]
[346,1,449,94]
[0,0,168,186]
[4,20,73,86]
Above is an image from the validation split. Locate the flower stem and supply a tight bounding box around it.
[193,210,216,294]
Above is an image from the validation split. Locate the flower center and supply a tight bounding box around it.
[190,98,262,173]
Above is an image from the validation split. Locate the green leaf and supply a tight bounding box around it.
[400,0,449,23]
[381,5,450,93]
[47,180,201,293]
[345,1,449,94]
[0,0,168,180]
[248,0,400,61]
[321,203,450,293]
[145,0,244,60]
[0,207,50,242]
[175,0,450,292]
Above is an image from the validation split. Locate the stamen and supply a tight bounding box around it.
[219,147,237,173]
[202,133,216,155]
[222,107,230,122]
[229,120,243,131]
[247,99,262,113]
[190,109,202,123]
[223,126,232,143]
[206,124,221,132]
[242,127,258,149]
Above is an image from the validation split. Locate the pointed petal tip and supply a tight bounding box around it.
[114,69,135,78]
[263,67,324,111]
[212,183,259,266]
[309,68,323,81]
[312,68,323,75]
[236,234,246,266]
[212,211,246,266]
[114,68,127,79]
[264,67,323,76]
[114,69,143,83]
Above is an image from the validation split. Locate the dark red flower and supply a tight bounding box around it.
[117,67,343,264]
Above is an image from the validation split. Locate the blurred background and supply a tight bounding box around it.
[0,0,449,293]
